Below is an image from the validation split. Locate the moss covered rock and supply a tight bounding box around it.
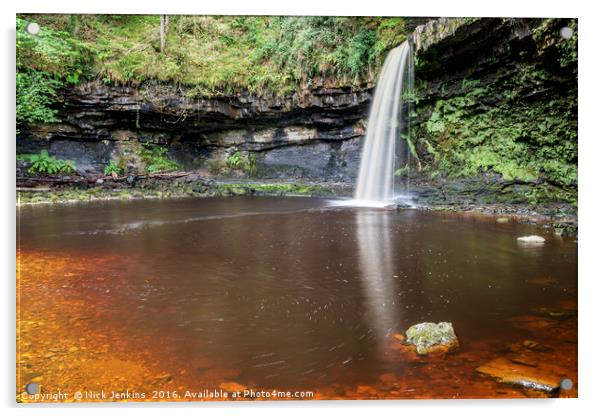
[405,322,460,355]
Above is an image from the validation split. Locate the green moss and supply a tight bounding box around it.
[414,58,577,203]
[533,18,578,69]
[405,322,458,355]
[17,180,338,205]
[216,182,335,197]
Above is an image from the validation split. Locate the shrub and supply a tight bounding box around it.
[16,15,410,97]
[226,151,257,176]
[16,17,92,126]
[104,160,122,176]
[19,150,76,175]
[226,151,244,169]
[138,143,180,173]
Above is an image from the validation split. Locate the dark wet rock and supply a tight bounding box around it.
[553,220,578,237]
[404,322,460,355]
[17,80,370,181]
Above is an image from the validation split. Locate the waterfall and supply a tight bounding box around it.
[354,41,414,205]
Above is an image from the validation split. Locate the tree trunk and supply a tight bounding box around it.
[70,15,79,37]
[160,15,169,54]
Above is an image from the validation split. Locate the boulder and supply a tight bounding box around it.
[517,235,546,243]
[476,357,561,397]
[404,322,459,355]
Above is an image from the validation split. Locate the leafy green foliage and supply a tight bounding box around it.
[416,64,577,191]
[226,151,245,169]
[532,18,577,70]
[104,160,122,176]
[16,71,61,125]
[214,151,258,176]
[16,17,93,126]
[394,165,410,176]
[557,22,578,68]
[19,150,76,175]
[17,15,412,97]
[138,143,180,173]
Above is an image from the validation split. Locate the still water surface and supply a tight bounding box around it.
[17,197,577,398]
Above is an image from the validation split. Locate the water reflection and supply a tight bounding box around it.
[17,197,577,395]
[355,210,400,354]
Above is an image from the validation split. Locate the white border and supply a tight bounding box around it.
[2,1,600,415]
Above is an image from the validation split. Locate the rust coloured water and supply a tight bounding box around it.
[16,197,577,401]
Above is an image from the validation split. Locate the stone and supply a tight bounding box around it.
[152,372,172,384]
[517,235,545,243]
[404,322,459,355]
[476,357,561,396]
[392,333,405,342]
[510,355,539,368]
[552,221,578,237]
[522,339,553,352]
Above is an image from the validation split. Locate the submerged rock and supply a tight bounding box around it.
[476,357,561,397]
[553,221,578,237]
[517,235,546,244]
[404,322,459,355]
[151,372,172,384]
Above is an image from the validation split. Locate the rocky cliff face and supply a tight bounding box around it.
[17,80,371,181]
[410,18,577,206]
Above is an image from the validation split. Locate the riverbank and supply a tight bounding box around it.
[16,174,348,205]
[16,174,577,236]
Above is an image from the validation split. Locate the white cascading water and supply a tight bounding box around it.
[353,41,413,205]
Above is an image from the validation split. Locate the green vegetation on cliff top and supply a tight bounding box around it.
[17,14,417,126]
[17,15,411,95]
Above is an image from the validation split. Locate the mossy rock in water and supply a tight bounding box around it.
[405,322,459,355]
